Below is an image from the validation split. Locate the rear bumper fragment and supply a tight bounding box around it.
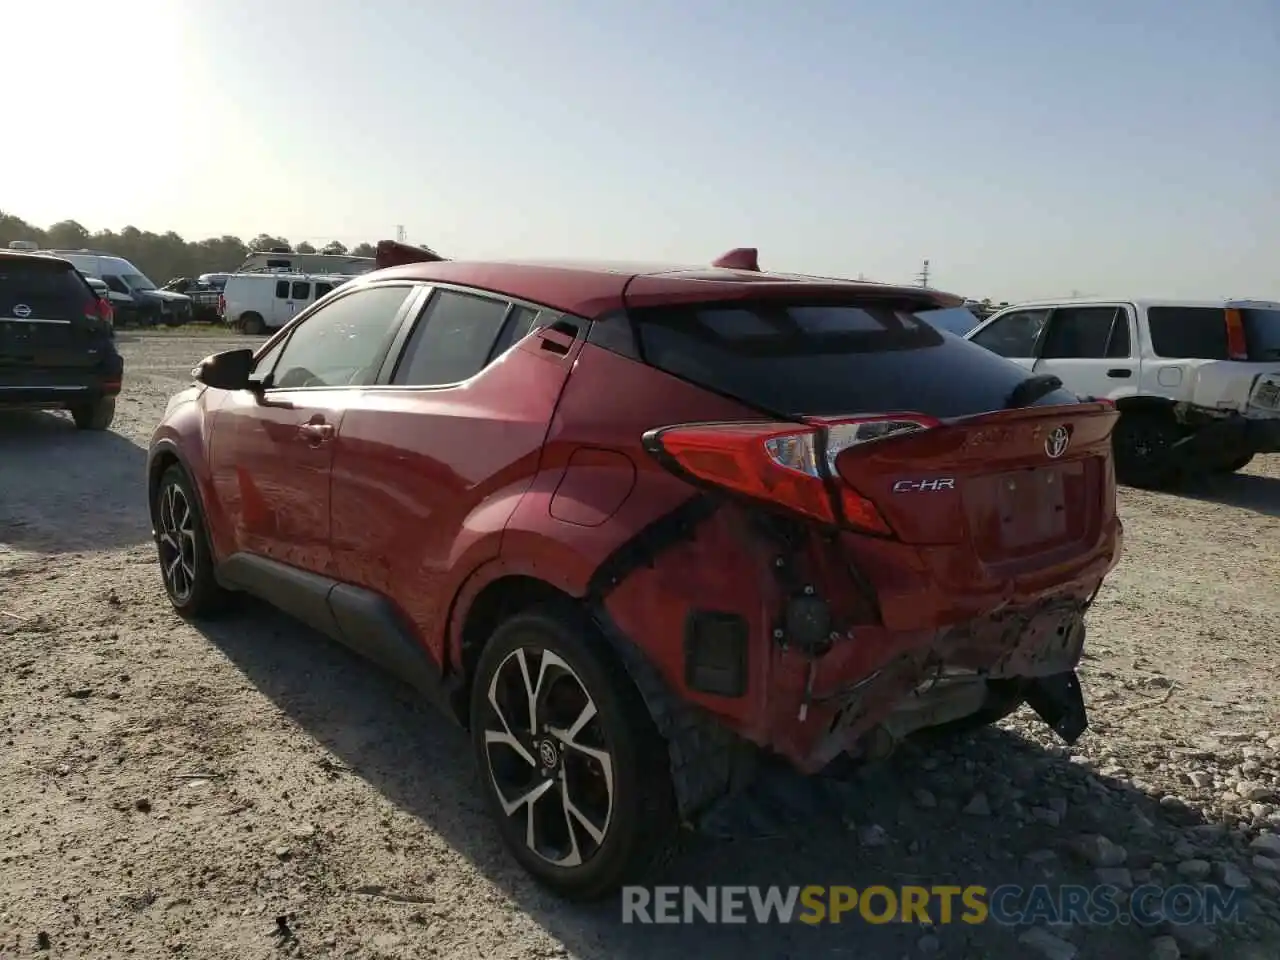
[1183,412,1280,459]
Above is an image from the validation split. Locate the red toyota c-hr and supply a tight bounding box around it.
[147,245,1122,899]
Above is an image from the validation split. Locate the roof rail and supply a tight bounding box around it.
[711,247,759,271]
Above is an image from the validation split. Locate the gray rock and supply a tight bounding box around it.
[913,788,937,809]
[1176,859,1211,880]
[1096,866,1133,889]
[1148,934,1181,960]
[1249,833,1280,857]
[1238,781,1275,802]
[1186,771,1213,789]
[1252,854,1280,873]
[1164,923,1217,958]
[963,793,991,816]
[916,933,940,954]
[1048,797,1068,817]
[1217,862,1251,889]
[1031,807,1061,826]
[1017,926,1077,960]
[859,824,890,847]
[1071,834,1127,867]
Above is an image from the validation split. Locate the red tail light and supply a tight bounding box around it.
[1224,307,1249,361]
[643,414,938,535]
[85,297,112,325]
[217,294,226,316]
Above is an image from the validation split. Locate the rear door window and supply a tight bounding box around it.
[0,259,92,321]
[969,309,1049,358]
[291,281,311,300]
[275,280,290,299]
[629,300,1076,419]
[1041,306,1131,359]
[1146,307,1229,359]
[391,289,512,386]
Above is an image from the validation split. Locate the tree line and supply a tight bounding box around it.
[0,211,379,284]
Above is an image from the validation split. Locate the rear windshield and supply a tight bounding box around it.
[0,260,90,315]
[629,301,1079,418]
[1147,306,1280,361]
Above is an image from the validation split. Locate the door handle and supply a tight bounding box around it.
[298,422,334,442]
[1106,368,1133,379]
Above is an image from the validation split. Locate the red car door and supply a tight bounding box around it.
[329,288,582,663]
[207,283,419,574]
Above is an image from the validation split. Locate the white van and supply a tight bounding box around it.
[236,251,376,276]
[41,249,194,326]
[220,272,351,334]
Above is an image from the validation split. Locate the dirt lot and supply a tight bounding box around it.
[1,332,1278,960]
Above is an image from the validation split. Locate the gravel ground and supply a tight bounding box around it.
[1,332,1278,960]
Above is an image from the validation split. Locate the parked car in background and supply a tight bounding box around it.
[965,298,1280,486]
[198,272,231,291]
[163,277,222,322]
[1,251,121,429]
[148,245,1122,900]
[219,272,348,334]
[43,250,192,327]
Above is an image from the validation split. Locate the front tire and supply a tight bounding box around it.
[470,603,677,901]
[70,397,116,431]
[1113,411,1182,489]
[153,465,227,618]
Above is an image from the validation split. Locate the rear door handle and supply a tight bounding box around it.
[1106,368,1132,379]
[298,422,335,443]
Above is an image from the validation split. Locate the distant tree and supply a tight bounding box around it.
[249,234,290,252]
[350,242,376,258]
[320,240,348,256]
[45,220,92,250]
[295,241,317,254]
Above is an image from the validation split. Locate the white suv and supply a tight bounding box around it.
[965,299,1280,487]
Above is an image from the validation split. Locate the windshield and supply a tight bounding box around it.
[122,273,156,291]
[1242,308,1280,360]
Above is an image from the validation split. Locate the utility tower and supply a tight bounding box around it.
[915,259,931,288]
[396,225,406,243]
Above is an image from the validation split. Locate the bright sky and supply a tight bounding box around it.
[4,0,1277,301]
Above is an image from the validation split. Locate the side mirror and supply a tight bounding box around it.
[192,348,256,391]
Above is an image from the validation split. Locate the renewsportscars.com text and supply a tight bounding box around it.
[621,884,1246,926]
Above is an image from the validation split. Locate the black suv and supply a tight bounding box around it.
[0,253,122,430]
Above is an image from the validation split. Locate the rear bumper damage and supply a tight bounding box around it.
[1177,407,1280,460]
[771,597,1092,773]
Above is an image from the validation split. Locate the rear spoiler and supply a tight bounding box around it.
[375,240,448,269]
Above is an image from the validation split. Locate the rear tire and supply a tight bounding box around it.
[913,679,1027,742]
[1112,411,1182,489]
[153,465,228,618]
[70,397,116,431]
[1213,453,1254,473]
[470,602,677,901]
[241,313,264,336]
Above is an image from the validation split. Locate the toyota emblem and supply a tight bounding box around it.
[1044,426,1070,459]
[12,303,31,319]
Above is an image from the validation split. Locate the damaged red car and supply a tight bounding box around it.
[147,243,1122,899]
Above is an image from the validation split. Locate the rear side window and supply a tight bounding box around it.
[1241,308,1280,361]
[629,300,1077,418]
[1146,307,1228,359]
[275,280,290,299]
[392,289,511,386]
[489,305,550,357]
[291,281,310,300]
[0,260,91,317]
[314,282,333,298]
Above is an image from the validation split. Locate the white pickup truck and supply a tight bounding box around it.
[964,298,1280,487]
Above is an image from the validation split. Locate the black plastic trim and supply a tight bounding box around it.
[586,494,721,600]
[215,552,454,716]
